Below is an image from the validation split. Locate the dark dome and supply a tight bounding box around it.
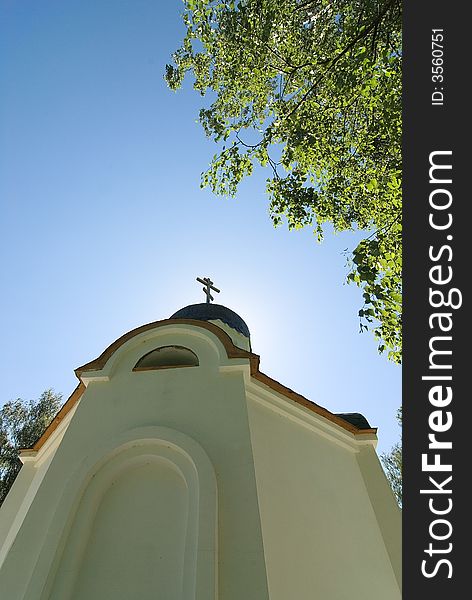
[335,413,372,430]
[170,303,250,338]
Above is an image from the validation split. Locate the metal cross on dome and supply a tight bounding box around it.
[196,276,220,304]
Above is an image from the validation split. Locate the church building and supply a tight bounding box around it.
[0,280,401,599]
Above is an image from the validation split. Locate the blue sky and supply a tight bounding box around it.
[0,0,401,456]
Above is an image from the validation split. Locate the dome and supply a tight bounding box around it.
[335,413,372,430]
[170,303,250,338]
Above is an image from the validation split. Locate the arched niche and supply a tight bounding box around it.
[37,428,217,600]
[133,345,199,371]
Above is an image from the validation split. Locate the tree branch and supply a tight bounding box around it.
[283,0,399,122]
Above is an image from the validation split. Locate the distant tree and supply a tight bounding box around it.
[166,0,402,362]
[381,406,402,506]
[0,390,62,506]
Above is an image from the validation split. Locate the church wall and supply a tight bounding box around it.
[0,403,79,568]
[0,330,270,600]
[246,395,401,600]
[356,444,402,589]
[0,322,401,600]
[0,462,36,558]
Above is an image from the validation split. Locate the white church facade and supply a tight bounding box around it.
[0,299,401,599]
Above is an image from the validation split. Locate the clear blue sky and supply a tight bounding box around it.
[0,0,401,456]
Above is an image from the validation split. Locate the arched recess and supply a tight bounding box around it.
[34,428,217,600]
[133,345,199,370]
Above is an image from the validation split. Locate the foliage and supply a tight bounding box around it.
[166,0,402,362]
[381,406,402,506]
[0,390,62,506]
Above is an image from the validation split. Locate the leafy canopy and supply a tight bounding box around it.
[166,0,402,362]
[0,390,62,506]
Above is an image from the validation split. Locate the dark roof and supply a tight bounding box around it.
[170,303,250,338]
[335,412,372,430]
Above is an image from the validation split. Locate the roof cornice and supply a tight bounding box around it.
[24,318,376,453]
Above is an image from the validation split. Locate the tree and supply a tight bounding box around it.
[0,390,62,506]
[381,406,402,506]
[166,0,402,362]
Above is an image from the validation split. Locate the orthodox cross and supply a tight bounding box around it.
[196,276,220,303]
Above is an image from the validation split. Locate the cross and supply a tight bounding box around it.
[196,276,220,304]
